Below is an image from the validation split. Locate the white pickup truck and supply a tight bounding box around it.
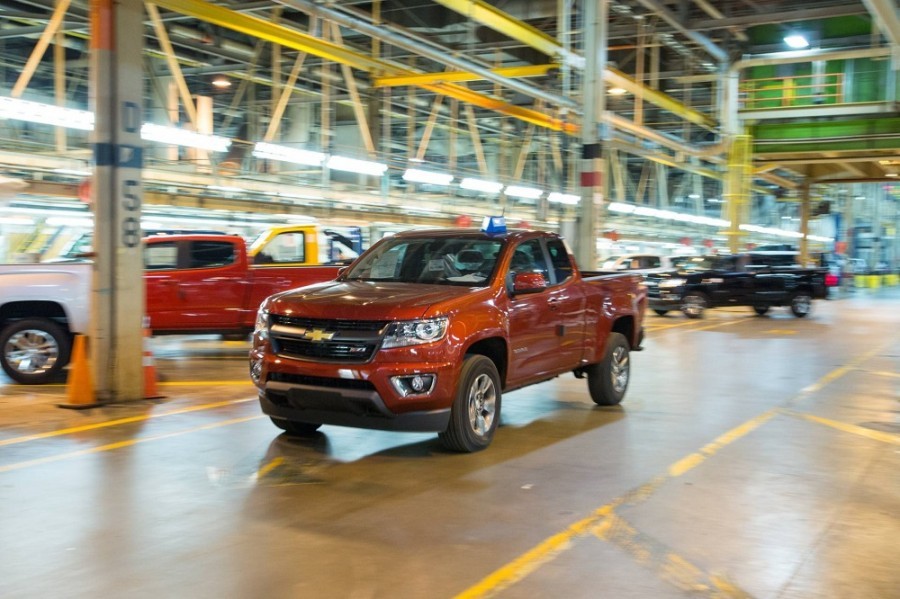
[0,261,91,384]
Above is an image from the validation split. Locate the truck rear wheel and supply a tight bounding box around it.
[270,417,321,436]
[439,355,501,452]
[791,292,813,317]
[753,306,770,315]
[0,318,71,384]
[681,293,707,319]
[587,332,630,406]
[653,309,669,316]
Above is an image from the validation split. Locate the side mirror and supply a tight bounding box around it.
[512,271,547,294]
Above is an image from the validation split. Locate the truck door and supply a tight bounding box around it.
[144,240,181,329]
[506,239,583,382]
[145,239,245,331]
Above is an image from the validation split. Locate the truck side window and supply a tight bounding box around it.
[510,239,549,283]
[144,242,178,270]
[546,239,573,284]
[189,241,235,269]
[265,232,306,264]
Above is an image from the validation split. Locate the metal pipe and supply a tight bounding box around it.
[273,0,577,110]
[633,0,727,63]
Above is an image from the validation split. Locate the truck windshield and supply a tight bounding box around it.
[345,237,504,286]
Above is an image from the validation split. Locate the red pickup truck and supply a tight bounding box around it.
[250,222,647,451]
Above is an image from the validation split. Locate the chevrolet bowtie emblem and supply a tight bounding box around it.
[302,328,335,342]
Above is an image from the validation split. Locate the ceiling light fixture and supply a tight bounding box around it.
[326,155,388,176]
[783,34,809,49]
[402,168,453,185]
[252,142,325,166]
[140,123,231,152]
[504,185,543,200]
[459,178,503,194]
[607,87,628,96]
[547,192,580,205]
[212,76,232,89]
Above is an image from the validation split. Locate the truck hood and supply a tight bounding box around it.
[267,280,483,320]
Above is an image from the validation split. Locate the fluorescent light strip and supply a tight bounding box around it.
[547,192,580,205]
[140,123,231,152]
[252,142,325,166]
[403,168,453,185]
[0,97,93,130]
[327,155,388,176]
[460,178,503,194]
[0,98,231,151]
[504,185,543,200]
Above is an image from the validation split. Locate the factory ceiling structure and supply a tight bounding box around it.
[0,0,898,252]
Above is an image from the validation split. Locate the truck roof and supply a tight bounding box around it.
[389,227,540,241]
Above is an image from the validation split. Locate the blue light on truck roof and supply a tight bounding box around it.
[482,216,507,235]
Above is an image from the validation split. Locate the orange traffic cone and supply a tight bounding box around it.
[143,320,164,400]
[59,335,100,409]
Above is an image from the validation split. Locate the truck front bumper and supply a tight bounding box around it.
[252,349,456,433]
[648,295,683,311]
[259,383,451,432]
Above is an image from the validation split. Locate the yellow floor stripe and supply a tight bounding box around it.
[255,456,285,480]
[787,411,900,446]
[454,340,895,598]
[0,415,263,473]
[0,397,256,448]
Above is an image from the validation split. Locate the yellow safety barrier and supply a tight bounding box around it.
[866,275,881,289]
[884,273,899,286]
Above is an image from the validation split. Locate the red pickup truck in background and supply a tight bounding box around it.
[0,225,348,383]
[250,221,647,452]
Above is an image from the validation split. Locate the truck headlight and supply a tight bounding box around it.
[382,317,449,348]
[254,307,270,340]
[659,278,686,288]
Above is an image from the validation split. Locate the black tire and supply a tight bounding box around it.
[753,306,770,316]
[586,332,630,406]
[0,318,71,384]
[653,309,669,316]
[439,355,501,452]
[681,293,707,319]
[791,292,813,317]
[270,417,321,436]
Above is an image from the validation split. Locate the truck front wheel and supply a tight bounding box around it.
[0,318,71,384]
[681,293,707,319]
[439,355,501,452]
[791,292,813,317]
[587,332,630,406]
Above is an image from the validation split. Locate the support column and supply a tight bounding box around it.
[799,179,811,266]
[89,0,145,403]
[577,0,608,268]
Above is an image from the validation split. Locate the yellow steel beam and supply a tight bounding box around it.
[11,0,71,98]
[374,64,557,88]
[605,67,717,130]
[149,0,574,134]
[433,0,562,60]
[150,0,388,72]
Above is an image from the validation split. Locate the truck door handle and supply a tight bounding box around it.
[547,298,560,310]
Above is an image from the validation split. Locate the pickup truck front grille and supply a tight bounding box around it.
[271,315,388,332]
[269,316,389,363]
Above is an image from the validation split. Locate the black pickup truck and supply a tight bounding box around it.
[645,253,829,318]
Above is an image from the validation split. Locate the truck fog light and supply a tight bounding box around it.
[390,374,436,397]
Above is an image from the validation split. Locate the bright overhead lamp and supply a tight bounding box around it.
[459,177,503,194]
[504,185,543,200]
[783,34,809,49]
[212,75,232,89]
[547,192,580,205]
[252,142,325,166]
[326,155,388,176]
[608,202,635,214]
[402,168,453,185]
[140,123,231,152]
[0,96,93,130]
[607,87,628,96]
